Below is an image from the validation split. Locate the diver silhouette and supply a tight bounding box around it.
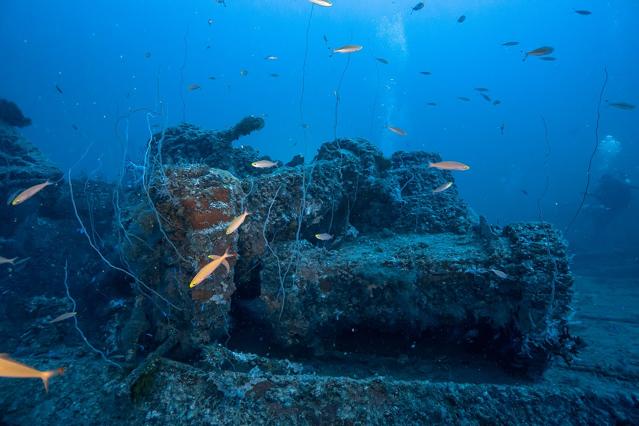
[588,174,638,231]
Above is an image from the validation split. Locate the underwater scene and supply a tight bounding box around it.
[1,0,638,424]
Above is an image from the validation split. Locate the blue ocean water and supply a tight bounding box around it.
[2,1,637,231]
[1,1,638,423]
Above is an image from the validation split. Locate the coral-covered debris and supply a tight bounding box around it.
[117,119,576,376]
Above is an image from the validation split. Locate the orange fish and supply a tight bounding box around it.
[189,247,235,288]
[428,161,470,171]
[225,211,250,235]
[433,182,453,193]
[388,126,407,137]
[0,354,64,392]
[11,181,52,206]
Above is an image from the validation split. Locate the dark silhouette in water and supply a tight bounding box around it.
[588,174,637,231]
[0,99,32,127]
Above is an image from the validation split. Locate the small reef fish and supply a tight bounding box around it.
[574,10,592,15]
[208,76,217,80]
[411,2,424,13]
[315,233,333,241]
[251,160,278,168]
[49,312,77,324]
[474,87,489,92]
[524,46,554,61]
[55,84,63,94]
[540,56,557,61]
[428,161,470,171]
[426,102,437,106]
[608,102,635,110]
[480,93,492,102]
[264,55,278,61]
[457,96,471,102]
[457,15,466,23]
[420,71,432,75]
[270,73,280,78]
[189,247,235,288]
[240,69,249,77]
[0,354,64,392]
[501,41,519,46]
[11,181,52,206]
[493,100,501,106]
[187,84,201,91]
[375,57,389,64]
[433,182,453,193]
[309,0,333,6]
[225,211,250,235]
[208,18,214,26]
[388,126,407,136]
[333,45,363,54]
[490,268,509,279]
[0,256,18,265]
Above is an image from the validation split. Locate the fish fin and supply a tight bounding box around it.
[13,257,30,266]
[222,259,230,273]
[41,368,64,393]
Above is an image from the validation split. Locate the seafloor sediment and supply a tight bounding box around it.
[1,114,637,425]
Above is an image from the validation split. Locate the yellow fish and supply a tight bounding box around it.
[309,0,333,6]
[251,160,278,169]
[48,312,77,324]
[315,233,333,241]
[333,45,363,54]
[0,354,64,392]
[225,211,250,235]
[428,161,470,171]
[433,182,453,193]
[189,247,235,288]
[11,181,52,206]
[388,126,407,136]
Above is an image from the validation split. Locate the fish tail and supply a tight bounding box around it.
[41,367,64,392]
[428,162,433,168]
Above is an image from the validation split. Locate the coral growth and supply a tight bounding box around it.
[0,99,31,128]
